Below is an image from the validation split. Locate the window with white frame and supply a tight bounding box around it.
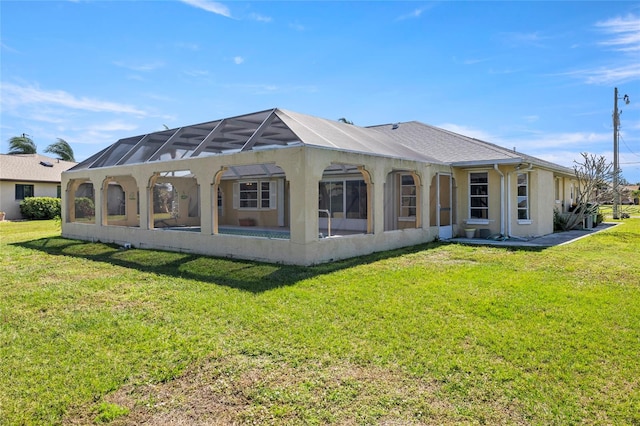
[469,172,488,219]
[517,173,529,220]
[233,181,276,210]
[400,174,416,217]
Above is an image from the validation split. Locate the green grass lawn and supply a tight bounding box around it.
[600,204,640,219]
[1,220,639,425]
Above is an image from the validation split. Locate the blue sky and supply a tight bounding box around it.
[2,1,639,182]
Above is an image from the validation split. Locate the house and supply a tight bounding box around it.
[621,185,639,205]
[61,108,578,265]
[0,153,77,220]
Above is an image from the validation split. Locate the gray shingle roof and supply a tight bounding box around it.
[68,108,574,176]
[369,120,574,174]
[0,154,77,182]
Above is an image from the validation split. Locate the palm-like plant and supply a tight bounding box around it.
[44,138,75,162]
[8,134,37,154]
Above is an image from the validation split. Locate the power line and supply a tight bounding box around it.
[619,133,640,158]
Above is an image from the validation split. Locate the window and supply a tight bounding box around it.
[319,179,367,219]
[400,174,416,217]
[234,181,275,210]
[570,183,575,205]
[469,172,488,219]
[260,182,270,209]
[15,184,34,200]
[217,187,223,215]
[239,182,258,208]
[57,185,62,198]
[554,178,560,202]
[517,173,529,220]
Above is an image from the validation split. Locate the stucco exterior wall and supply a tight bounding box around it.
[453,167,504,237]
[509,169,554,238]
[62,146,452,265]
[0,180,61,220]
[452,165,576,239]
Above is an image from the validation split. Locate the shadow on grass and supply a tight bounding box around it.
[13,236,451,293]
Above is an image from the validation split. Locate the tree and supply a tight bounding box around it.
[44,138,75,162]
[560,153,613,231]
[338,117,354,125]
[8,134,37,154]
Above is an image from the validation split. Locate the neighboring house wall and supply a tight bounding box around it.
[0,180,61,220]
[0,154,76,220]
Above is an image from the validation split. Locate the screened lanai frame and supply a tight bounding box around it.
[71,109,304,171]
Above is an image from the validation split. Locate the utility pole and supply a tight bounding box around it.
[613,87,630,220]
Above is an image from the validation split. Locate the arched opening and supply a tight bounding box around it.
[149,170,200,230]
[214,163,289,239]
[102,176,140,227]
[384,170,421,231]
[67,179,95,223]
[318,164,371,236]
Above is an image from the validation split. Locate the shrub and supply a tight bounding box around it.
[75,197,95,218]
[553,208,569,232]
[19,197,61,220]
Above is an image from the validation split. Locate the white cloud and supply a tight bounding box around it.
[250,13,272,23]
[562,63,640,85]
[0,41,20,54]
[180,0,231,18]
[396,3,437,21]
[596,14,640,52]
[1,83,148,116]
[397,8,425,21]
[83,120,139,133]
[563,14,640,85]
[496,31,551,48]
[233,56,244,65]
[438,123,496,141]
[289,22,305,31]
[173,42,200,51]
[513,131,611,150]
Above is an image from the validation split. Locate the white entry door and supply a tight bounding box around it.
[437,173,453,239]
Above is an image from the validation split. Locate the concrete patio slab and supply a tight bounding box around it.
[448,222,620,248]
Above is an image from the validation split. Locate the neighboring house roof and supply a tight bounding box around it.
[0,154,77,183]
[68,108,574,176]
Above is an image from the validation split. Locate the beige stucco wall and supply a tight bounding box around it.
[453,165,576,239]
[0,180,61,220]
[61,145,579,263]
[509,168,554,238]
[452,167,504,237]
[62,146,453,265]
